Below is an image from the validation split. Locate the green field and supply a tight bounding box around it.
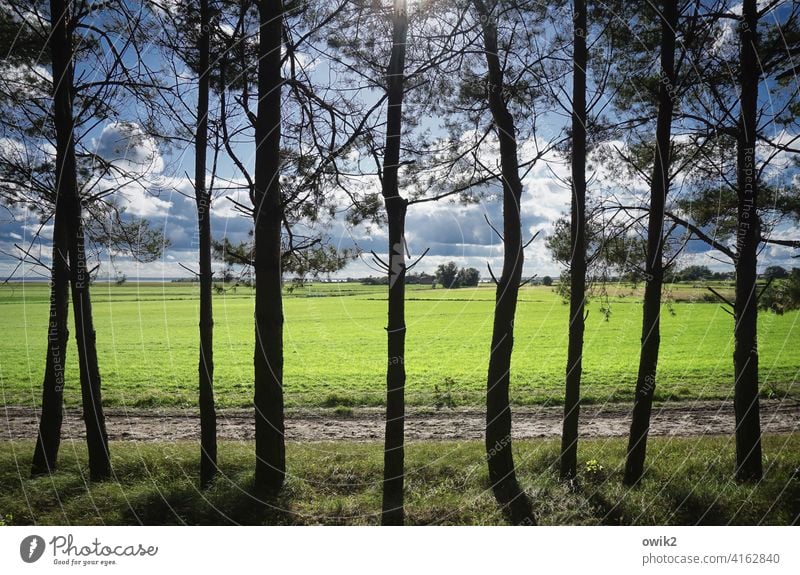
[0,281,798,408]
[1,436,797,525]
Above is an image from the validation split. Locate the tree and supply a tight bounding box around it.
[0,2,69,476]
[760,268,800,314]
[149,0,357,487]
[559,0,587,481]
[193,0,380,493]
[472,0,536,525]
[542,275,553,286]
[165,0,222,489]
[546,215,646,295]
[376,0,410,526]
[457,267,480,287]
[545,0,747,483]
[669,0,800,481]
[763,266,788,281]
[669,0,800,479]
[50,0,110,481]
[150,0,221,489]
[624,0,678,486]
[194,0,218,488]
[593,0,800,481]
[434,263,480,288]
[671,265,713,283]
[211,235,353,281]
[253,0,286,493]
[435,261,459,287]
[732,0,763,481]
[1,1,166,476]
[327,0,501,522]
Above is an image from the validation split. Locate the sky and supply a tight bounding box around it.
[1,0,798,282]
[5,126,796,283]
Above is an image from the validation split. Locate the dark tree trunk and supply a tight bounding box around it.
[382,201,407,525]
[253,0,286,493]
[69,215,111,481]
[49,0,110,481]
[623,0,677,486]
[559,0,587,481]
[733,0,762,482]
[31,211,70,476]
[381,0,409,527]
[473,0,535,526]
[196,0,217,488]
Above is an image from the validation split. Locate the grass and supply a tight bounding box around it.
[0,281,798,409]
[0,436,798,525]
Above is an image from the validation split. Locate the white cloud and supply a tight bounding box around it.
[120,186,174,218]
[93,122,165,176]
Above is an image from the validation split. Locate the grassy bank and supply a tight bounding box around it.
[1,435,798,525]
[1,282,798,409]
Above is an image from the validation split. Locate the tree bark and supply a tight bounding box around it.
[733,0,762,482]
[381,0,409,527]
[253,0,286,493]
[196,0,217,488]
[49,0,110,481]
[473,0,535,526]
[560,0,587,481]
[69,213,111,481]
[31,207,70,476]
[623,0,677,486]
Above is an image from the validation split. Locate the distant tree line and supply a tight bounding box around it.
[434,262,481,288]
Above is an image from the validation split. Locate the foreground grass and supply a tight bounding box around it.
[1,282,798,409]
[1,436,798,525]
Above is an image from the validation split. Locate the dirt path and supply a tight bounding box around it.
[2,400,798,443]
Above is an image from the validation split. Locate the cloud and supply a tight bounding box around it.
[0,61,51,102]
[119,186,175,218]
[4,122,797,280]
[93,122,165,175]
[315,137,573,278]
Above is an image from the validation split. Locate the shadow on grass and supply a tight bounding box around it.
[585,490,627,525]
[121,478,297,525]
[3,437,799,525]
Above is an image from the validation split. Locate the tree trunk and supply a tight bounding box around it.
[733,0,762,482]
[69,216,111,481]
[473,0,535,526]
[560,0,587,481]
[382,201,407,525]
[196,0,217,488]
[381,0,409,526]
[31,210,70,476]
[623,0,677,486]
[253,0,286,493]
[49,0,110,481]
